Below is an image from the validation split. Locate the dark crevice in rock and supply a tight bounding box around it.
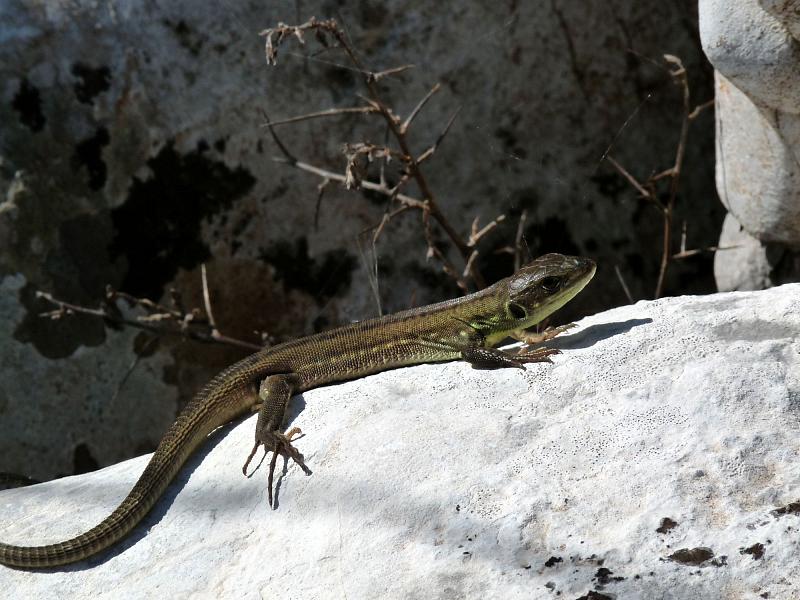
[667,547,714,566]
[71,63,112,105]
[165,19,204,55]
[13,204,117,358]
[260,237,356,303]
[72,126,110,190]
[740,543,765,560]
[11,78,46,132]
[594,567,625,587]
[575,591,614,600]
[544,555,563,567]
[656,517,678,534]
[110,141,256,299]
[772,501,800,518]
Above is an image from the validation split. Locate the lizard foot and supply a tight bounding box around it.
[462,346,560,369]
[242,426,312,507]
[513,347,561,363]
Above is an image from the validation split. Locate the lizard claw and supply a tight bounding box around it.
[513,347,561,362]
[242,427,311,508]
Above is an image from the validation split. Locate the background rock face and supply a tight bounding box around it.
[699,0,800,288]
[0,1,719,480]
[2,285,798,598]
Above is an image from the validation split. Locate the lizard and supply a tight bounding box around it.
[0,252,595,568]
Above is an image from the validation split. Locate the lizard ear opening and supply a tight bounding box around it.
[507,302,527,320]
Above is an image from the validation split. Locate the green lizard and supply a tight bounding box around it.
[0,253,595,568]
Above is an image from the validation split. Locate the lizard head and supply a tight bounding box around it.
[502,253,596,329]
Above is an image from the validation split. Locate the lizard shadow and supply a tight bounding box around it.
[34,396,308,572]
[537,318,652,350]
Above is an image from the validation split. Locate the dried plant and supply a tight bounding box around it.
[603,54,720,299]
[259,17,515,295]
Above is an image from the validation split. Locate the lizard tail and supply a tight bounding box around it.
[0,360,259,568]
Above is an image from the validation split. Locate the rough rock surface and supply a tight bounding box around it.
[2,285,798,599]
[700,0,800,286]
[0,0,719,481]
[715,213,800,292]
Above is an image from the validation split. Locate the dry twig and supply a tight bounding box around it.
[604,54,714,299]
[36,272,262,352]
[262,105,379,127]
[614,265,634,304]
[514,209,528,272]
[260,17,489,290]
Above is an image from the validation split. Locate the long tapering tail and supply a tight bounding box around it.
[0,359,259,568]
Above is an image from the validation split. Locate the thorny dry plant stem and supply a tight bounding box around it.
[606,54,714,300]
[260,17,498,291]
[36,266,263,352]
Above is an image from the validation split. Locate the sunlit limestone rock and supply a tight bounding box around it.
[2,284,799,598]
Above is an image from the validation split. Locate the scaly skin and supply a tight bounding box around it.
[0,253,595,568]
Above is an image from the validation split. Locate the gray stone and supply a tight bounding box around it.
[760,0,800,41]
[715,213,776,291]
[715,212,800,292]
[712,71,800,246]
[2,284,798,598]
[700,0,800,284]
[701,0,800,112]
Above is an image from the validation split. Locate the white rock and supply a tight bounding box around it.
[715,213,776,292]
[711,71,800,247]
[700,0,800,112]
[700,0,800,251]
[2,285,800,599]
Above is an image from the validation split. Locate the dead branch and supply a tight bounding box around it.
[614,265,634,304]
[262,105,379,127]
[422,204,469,293]
[368,64,415,82]
[417,107,462,164]
[462,250,479,280]
[401,83,441,134]
[604,54,706,300]
[514,209,528,271]
[671,245,738,259]
[261,17,486,290]
[653,54,691,299]
[342,142,409,190]
[201,264,218,332]
[468,214,507,247]
[108,334,161,406]
[671,220,740,258]
[688,99,714,121]
[36,281,262,352]
[605,155,660,208]
[272,154,425,210]
[370,205,413,244]
[314,178,332,229]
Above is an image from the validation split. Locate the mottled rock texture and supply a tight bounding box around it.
[0,2,719,481]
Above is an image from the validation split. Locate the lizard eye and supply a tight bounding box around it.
[508,302,527,319]
[540,276,562,292]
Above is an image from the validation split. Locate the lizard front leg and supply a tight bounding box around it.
[461,346,560,369]
[242,374,312,507]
